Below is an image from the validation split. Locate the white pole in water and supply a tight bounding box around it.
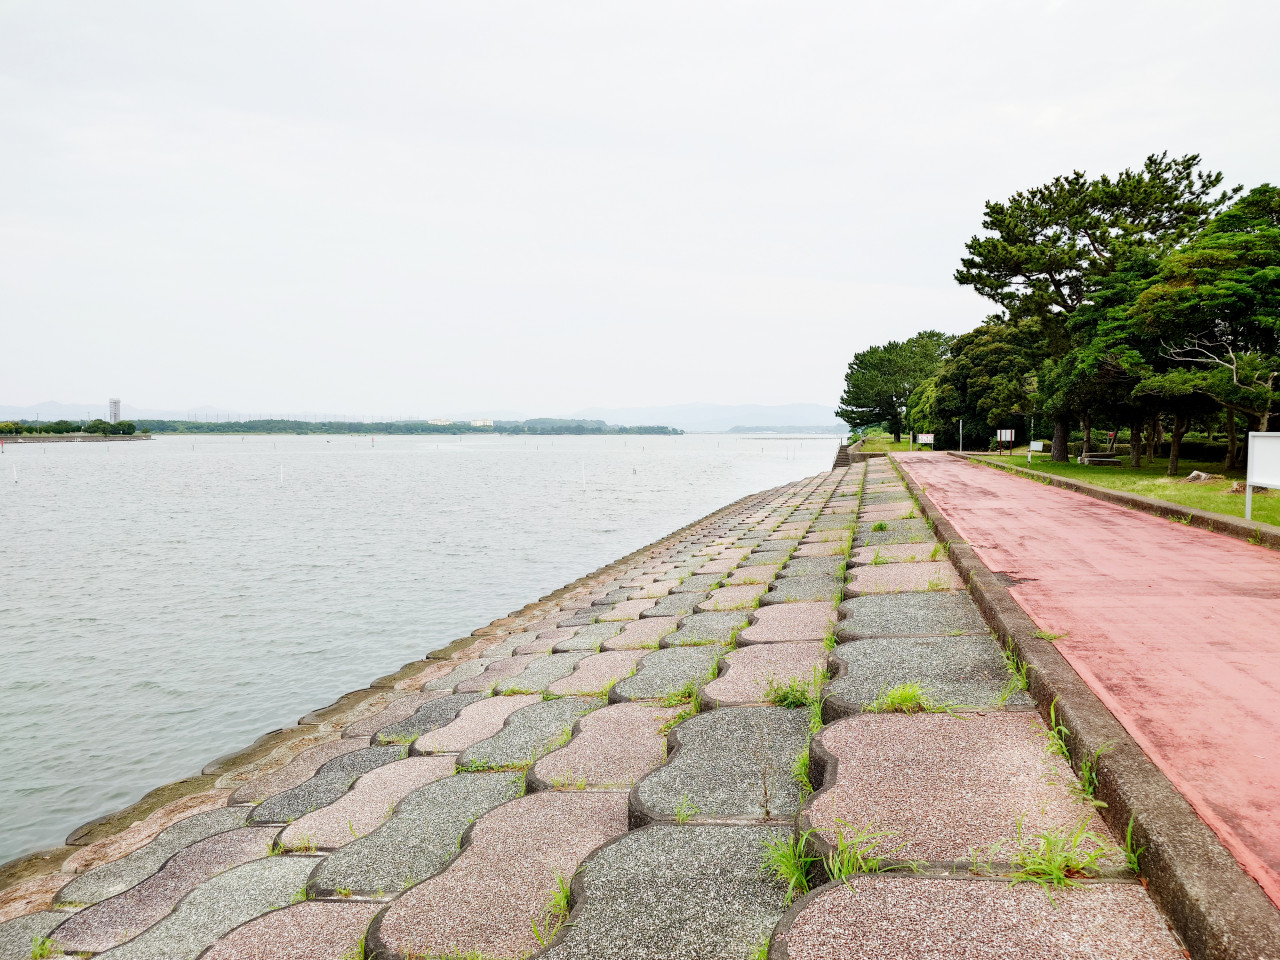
[279,465,283,484]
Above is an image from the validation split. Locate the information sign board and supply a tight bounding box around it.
[1030,440,1045,452]
[997,429,1015,442]
[917,433,934,445]
[1246,432,1280,520]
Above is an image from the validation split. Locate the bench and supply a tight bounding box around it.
[1079,454,1122,466]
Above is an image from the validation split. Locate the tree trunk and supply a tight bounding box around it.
[892,423,902,443]
[1130,417,1143,467]
[1051,418,1069,462]
[1167,412,1189,477]
[1081,414,1092,456]
[1226,409,1238,470]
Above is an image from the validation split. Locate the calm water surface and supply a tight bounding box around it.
[0,433,836,864]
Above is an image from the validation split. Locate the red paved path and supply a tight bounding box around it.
[897,453,1280,906]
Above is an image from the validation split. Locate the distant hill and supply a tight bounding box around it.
[571,403,843,433]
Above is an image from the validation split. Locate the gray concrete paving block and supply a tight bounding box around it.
[459,697,602,769]
[307,772,524,897]
[673,573,724,594]
[538,825,788,960]
[372,692,487,743]
[421,658,499,691]
[482,633,535,657]
[555,623,622,652]
[760,575,842,605]
[95,856,319,960]
[836,592,988,639]
[494,652,592,693]
[780,557,845,578]
[56,807,250,906]
[633,706,809,822]
[557,610,597,627]
[810,515,858,531]
[611,645,728,702]
[787,510,819,522]
[643,593,706,618]
[825,636,1031,717]
[663,611,749,647]
[248,746,404,824]
[0,911,66,960]
[600,589,633,604]
[859,490,912,504]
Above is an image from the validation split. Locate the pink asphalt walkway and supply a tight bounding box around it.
[897,453,1280,906]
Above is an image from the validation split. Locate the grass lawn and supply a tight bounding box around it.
[858,436,917,453]
[972,454,1280,528]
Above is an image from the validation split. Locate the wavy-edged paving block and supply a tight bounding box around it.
[611,645,727,702]
[368,792,628,960]
[231,740,369,804]
[779,556,844,578]
[459,696,602,770]
[482,632,539,657]
[420,657,500,691]
[803,713,1113,863]
[643,592,706,618]
[547,650,646,696]
[411,694,540,754]
[530,702,683,790]
[56,807,250,907]
[339,692,447,739]
[553,622,621,652]
[792,540,846,557]
[597,598,657,621]
[0,911,66,960]
[836,592,988,640]
[824,636,1031,716]
[199,900,381,960]
[702,641,830,706]
[672,573,724,594]
[50,827,278,953]
[695,557,740,575]
[844,560,963,596]
[307,772,524,897]
[494,651,591,693]
[247,745,404,825]
[858,502,916,522]
[627,578,679,599]
[724,563,781,585]
[632,706,809,824]
[800,529,848,543]
[775,876,1182,960]
[601,616,679,650]
[370,691,485,744]
[61,790,233,877]
[695,583,767,611]
[848,542,939,565]
[94,856,319,960]
[662,611,747,647]
[738,602,835,645]
[810,515,857,531]
[538,824,788,960]
[279,756,456,850]
[451,654,541,692]
[760,574,841,605]
[854,520,932,548]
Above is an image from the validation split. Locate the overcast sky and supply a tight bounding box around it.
[2,1,1276,419]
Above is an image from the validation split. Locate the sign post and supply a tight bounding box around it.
[1245,432,1280,521]
[997,429,1015,456]
[917,433,934,449]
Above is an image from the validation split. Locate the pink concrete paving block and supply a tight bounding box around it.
[532,703,683,788]
[231,739,370,805]
[794,541,846,558]
[373,792,628,960]
[849,543,939,565]
[807,714,1112,862]
[392,660,454,691]
[601,616,680,650]
[414,695,541,754]
[516,635,561,655]
[697,557,741,575]
[725,564,781,585]
[858,503,915,522]
[776,521,809,532]
[779,876,1183,960]
[597,598,658,622]
[695,584,767,611]
[844,561,962,595]
[455,655,542,693]
[201,900,382,960]
[340,692,448,739]
[547,650,646,696]
[628,579,679,599]
[61,790,232,876]
[703,641,829,705]
[821,502,858,514]
[738,603,836,645]
[280,756,455,850]
[802,529,849,543]
[52,827,279,952]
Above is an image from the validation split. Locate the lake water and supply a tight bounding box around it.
[0,432,837,865]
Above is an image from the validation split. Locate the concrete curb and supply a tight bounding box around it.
[951,451,1280,551]
[894,455,1280,960]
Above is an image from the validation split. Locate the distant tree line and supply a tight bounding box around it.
[837,153,1278,475]
[0,419,139,435]
[132,418,681,436]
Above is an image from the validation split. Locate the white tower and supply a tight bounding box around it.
[108,398,121,424]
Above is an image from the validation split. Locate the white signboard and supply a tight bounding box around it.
[997,429,1015,442]
[917,433,934,445]
[1246,432,1280,521]
[1030,440,1045,452]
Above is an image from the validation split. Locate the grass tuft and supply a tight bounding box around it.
[824,820,918,879]
[865,683,949,714]
[762,830,818,904]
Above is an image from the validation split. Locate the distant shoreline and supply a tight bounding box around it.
[1,434,151,443]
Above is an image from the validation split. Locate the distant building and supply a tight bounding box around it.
[470,419,493,427]
[108,398,121,424]
[427,418,452,426]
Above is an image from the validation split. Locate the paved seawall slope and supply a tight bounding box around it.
[0,466,1190,959]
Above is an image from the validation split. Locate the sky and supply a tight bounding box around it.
[2,0,1277,421]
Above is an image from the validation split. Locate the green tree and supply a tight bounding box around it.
[956,152,1238,460]
[836,331,952,442]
